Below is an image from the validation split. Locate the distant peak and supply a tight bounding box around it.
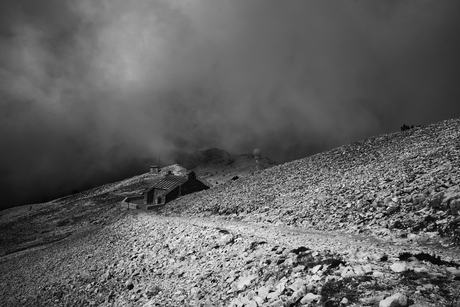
[203,147,227,153]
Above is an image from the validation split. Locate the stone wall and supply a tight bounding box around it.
[120,196,144,209]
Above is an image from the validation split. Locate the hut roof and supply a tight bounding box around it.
[150,175,187,192]
[144,171,210,195]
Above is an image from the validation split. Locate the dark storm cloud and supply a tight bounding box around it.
[1,0,460,208]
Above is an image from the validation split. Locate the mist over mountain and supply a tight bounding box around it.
[1,0,460,209]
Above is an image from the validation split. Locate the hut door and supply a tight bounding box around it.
[146,191,154,204]
[157,197,162,204]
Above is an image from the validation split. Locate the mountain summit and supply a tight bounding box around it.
[174,147,277,186]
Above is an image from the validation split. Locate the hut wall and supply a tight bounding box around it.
[165,186,180,204]
[180,176,209,196]
[154,189,166,204]
[144,189,154,204]
[145,188,168,204]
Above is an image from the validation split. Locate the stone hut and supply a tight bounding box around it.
[143,171,209,205]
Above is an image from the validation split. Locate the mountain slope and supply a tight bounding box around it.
[0,167,179,257]
[1,117,460,307]
[162,117,460,246]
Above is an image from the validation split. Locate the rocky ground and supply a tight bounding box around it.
[1,117,460,306]
[162,117,460,247]
[1,212,459,307]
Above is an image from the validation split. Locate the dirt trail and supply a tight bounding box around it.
[168,214,460,264]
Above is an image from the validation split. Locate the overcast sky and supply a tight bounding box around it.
[1,0,460,209]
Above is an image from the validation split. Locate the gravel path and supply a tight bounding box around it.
[181,215,460,263]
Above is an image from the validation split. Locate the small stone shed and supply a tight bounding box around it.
[143,171,209,205]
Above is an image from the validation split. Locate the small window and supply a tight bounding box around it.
[157,197,162,204]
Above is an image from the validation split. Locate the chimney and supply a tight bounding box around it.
[150,165,159,174]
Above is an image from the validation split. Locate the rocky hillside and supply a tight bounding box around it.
[162,117,460,247]
[0,163,199,257]
[1,117,460,307]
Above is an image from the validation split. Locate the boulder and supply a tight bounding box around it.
[236,275,257,290]
[360,295,385,305]
[436,186,460,212]
[379,293,408,307]
[411,194,425,207]
[386,201,400,215]
[300,293,321,304]
[257,286,270,300]
[390,262,407,273]
[286,287,307,306]
[443,186,460,203]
